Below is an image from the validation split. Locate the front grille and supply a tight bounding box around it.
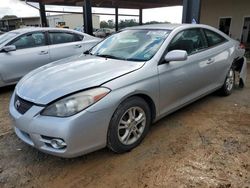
[14,95,33,114]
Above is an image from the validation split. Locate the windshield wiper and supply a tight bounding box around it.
[83,50,93,55]
[95,54,122,60]
[125,58,146,62]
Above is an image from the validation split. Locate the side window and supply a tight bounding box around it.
[168,29,207,55]
[204,29,227,47]
[75,34,84,41]
[11,32,46,50]
[49,32,76,45]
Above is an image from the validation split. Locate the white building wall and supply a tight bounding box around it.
[21,18,40,26]
[47,14,100,29]
[200,0,250,41]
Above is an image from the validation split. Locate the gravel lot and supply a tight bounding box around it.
[0,67,249,188]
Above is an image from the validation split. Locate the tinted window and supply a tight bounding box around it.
[75,34,84,41]
[168,29,207,55]
[204,29,227,47]
[11,32,46,49]
[49,32,76,45]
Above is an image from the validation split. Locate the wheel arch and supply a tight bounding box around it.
[134,94,156,123]
[106,92,157,153]
[117,93,157,123]
[232,57,244,72]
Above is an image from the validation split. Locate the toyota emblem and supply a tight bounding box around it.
[15,100,21,109]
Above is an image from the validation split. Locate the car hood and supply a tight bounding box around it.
[16,54,145,105]
[0,43,6,48]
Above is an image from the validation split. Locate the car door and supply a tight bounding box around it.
[202,29,230,88]
[0,31,50,83]
[48,31,84,62]
[158,28,215,116]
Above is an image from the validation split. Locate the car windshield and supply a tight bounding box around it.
[90,29,171,61]
[0,32,19,45]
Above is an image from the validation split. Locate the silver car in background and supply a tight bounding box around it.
[10,24,247,158]
[93,28,115,38]
[0,27,100,87]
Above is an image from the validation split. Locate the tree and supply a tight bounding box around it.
[100,21,109,28]
[144,21,170,25]
[100,19,170,30]
[100,20,115,29]
[107,20,115,28]
[101,19,138,29]
[118,19,138,29]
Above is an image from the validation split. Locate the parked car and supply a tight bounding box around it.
[74,26,99,34]
[0,27,100,87]
[93,28,115,38]
[10,24,247,158]
[74,26,84,33]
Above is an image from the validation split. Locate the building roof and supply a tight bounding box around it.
[23,0,182,9]
[0,16,40,21]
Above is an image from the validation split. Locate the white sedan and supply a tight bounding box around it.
[0,27,100,87]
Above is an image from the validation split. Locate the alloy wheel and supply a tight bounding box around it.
[117,107,146,145]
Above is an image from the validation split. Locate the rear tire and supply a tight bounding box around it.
[107,97,151,153]
[219,67,235,96]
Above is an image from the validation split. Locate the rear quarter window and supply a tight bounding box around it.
[75,34,84,41]
[204,29,227,47]
[49,32,76,45]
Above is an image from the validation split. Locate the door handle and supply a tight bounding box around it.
[74,44,82,48]
[206,58,215,64]
[39,51,48,55]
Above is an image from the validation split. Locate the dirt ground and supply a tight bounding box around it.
[0,68,249,188]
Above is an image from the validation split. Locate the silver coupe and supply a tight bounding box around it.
[10,24,247,158]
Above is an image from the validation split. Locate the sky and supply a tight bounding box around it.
[0,0,183,23]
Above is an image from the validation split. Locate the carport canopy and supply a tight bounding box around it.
[23,0,201,35]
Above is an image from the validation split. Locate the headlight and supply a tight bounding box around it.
[41,87,110,117]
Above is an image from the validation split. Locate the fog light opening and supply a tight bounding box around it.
[50,139,67,149]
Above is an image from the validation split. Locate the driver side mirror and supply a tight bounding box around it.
[164,50,188,62]
[1,45,16,52]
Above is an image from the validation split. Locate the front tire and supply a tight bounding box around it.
[219,67,235,96]
[107,97,151,153]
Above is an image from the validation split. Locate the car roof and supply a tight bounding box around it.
[123,24,186,31]
[10,27,84,34]
[123,23,219,31]
[122,23,231,39]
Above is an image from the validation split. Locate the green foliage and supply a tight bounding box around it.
[119,19,138,29]
[100,21,109,28]
[144,21,170,25]
[100,19,170,29]
[100,19,115,29]
[100,19,138,29]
